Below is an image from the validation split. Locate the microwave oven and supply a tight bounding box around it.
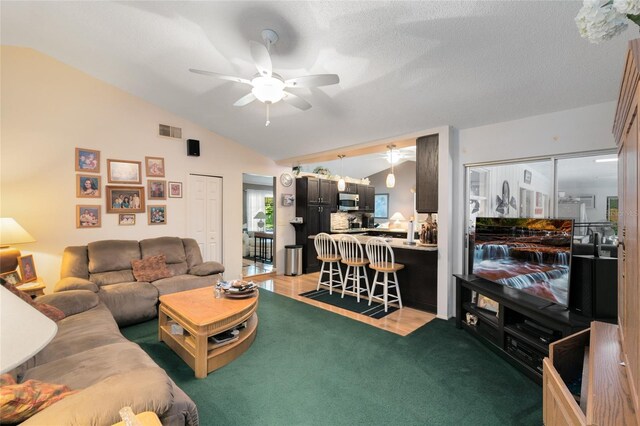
[338,193,359,211]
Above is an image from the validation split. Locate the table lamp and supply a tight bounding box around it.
[390,212,406,230]
[0,284,57,373]
[0,218,35,273]
[254,211,266,232]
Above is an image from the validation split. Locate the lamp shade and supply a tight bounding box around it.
[386,172,395,188]
[0,218,35,246]
[390,212,406,221]
[0,285,57,373]
[253,211,266,220]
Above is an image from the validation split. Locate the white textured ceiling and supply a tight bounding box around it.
[1,1,634,161]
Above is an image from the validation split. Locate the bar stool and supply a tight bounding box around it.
[314,233,343,294]
[365,237,404,312]
[337,235,370,302]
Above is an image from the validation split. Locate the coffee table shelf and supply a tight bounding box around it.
[158,287,259,378]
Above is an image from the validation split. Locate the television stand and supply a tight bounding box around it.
[455,274,590,384]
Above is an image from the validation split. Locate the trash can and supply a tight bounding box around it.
[284,244,303,276]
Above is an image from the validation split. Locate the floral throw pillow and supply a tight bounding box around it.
[0,374,77,423]
[131,254,173,282]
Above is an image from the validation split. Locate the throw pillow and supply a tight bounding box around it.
[0,374,77,423]
[189,261,225,276]
[131,254,173,282]
[1,281,33,304]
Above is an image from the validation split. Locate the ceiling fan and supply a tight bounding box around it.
[189,29,340,126]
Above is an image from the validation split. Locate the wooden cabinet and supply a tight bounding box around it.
[543,322,638,425]
[299,176,333,205]
[357,184,375,212]
[295,177,334,273]
[329,180,338,212]
[612,38,640,421]
[416,134,439,213]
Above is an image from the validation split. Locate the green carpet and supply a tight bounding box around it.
[122,290,542,426]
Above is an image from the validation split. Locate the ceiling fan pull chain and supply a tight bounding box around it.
[265,103,271,127]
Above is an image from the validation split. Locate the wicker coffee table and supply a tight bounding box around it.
[158,286,258,378]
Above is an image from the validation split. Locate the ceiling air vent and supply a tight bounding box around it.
[159,124,182,139]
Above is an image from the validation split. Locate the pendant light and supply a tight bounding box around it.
[337,154,346,192]
[386,144,396,188]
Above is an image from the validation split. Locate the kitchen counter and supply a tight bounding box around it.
[311,233,437,252]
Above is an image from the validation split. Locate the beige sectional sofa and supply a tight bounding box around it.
[14,290,198,425]
[54,237,224,325]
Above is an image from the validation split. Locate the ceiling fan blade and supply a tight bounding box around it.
[189,69,250,85]
[249,41,272,78]
[233,93,257,107]
[283,92,312,111]
[285,74,340,88]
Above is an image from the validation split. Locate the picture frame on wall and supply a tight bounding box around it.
[106,186,145,213]
[281,194,295,206]
[148,205,167,225]
[75,148,100,173]
[118,213,136,226]
[17,255,37,283]
[0,270,22,285]
[77,175,101,198]
[107,159,141,184]
[148,180,166,200]
[76,205,102,229]
[374,194,389,219]
[168,182,182,198]
[523,169,532,185]
[145,156,165,177]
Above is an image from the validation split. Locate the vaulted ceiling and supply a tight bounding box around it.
[1,1,634,161]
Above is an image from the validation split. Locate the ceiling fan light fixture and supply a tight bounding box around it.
[251,76,285,103]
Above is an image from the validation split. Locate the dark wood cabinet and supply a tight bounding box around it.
[356,184,375,212]
[416,134,438,213]
[295,177,333,273]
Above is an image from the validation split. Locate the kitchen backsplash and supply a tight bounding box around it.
[331,212,359,229]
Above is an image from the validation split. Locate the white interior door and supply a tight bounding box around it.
[188,174,223,263]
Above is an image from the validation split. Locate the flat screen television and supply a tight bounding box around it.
[472,217,574,307]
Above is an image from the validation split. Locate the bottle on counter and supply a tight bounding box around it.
[431,216,438,245]
[419,224,427,244]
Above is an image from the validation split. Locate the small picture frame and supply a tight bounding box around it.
[106,186,145,213]
[18,255,37,283]
[75,148,100,173]
[148,180,167,200]
[107,159,141,184]
[477,294,499,314]
[148,205,167,225]
[281,194,294,206]
[77,175,101,198]
[524,169,532,185]
[145,156,165,177]
[118,213,136,226]
[0,270,22,285]
[76,205,102,229]
[168,182,183,198]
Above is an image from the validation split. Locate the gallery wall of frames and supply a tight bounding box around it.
[74,147,183,229]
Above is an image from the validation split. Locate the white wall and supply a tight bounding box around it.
[0,47,295,291]
[451,102,617,311]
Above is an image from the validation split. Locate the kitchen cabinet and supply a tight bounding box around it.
[299,176,333,205]
[416,134,438,213]
[357,185,375,212]
[329,180,338,212]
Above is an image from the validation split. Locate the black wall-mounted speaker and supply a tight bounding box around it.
[187,139,200,157]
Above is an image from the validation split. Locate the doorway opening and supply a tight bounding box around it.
[242,173,276,278]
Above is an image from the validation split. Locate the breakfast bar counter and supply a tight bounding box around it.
[307,233,438,313]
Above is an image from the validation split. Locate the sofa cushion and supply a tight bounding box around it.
[33,303,65,322]
[60,246,89,279]
[131,255,173,282]
[98,282,158,326]
[167,262,189,276]
[90,269,135,286]
[151,274,216,296]
[182,238,204,268]
[21,368,174,426]
[87,240,140,274]
[54,277,98,293]
[0,374,76,424]
[140,237,187,264]
[23,341,160,388]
